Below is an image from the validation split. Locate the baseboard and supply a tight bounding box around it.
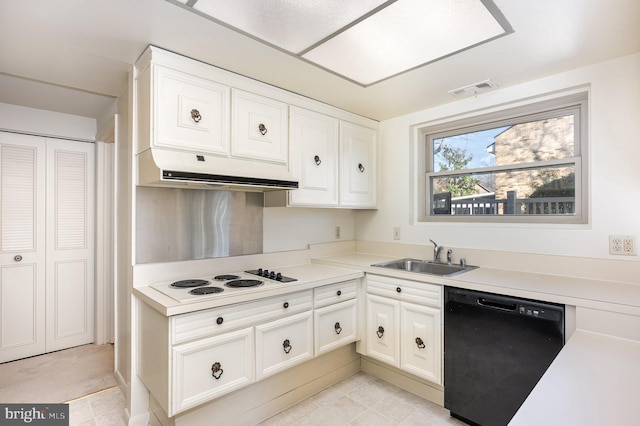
[174,344,361,426]
[360,356,444,406]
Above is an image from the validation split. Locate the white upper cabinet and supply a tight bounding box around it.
[135,46,377,193]
[137,64,230,155]
[339,121,377,208]
[288,107,340,207]
[283,108,377,209]
[231,89,288,165]
[156,66,230,155]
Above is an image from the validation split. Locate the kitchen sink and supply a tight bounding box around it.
[371,258,477,277]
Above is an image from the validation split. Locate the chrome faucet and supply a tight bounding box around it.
[429,239,442,263]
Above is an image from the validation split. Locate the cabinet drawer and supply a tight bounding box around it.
[367,274,442,308]
[171,327,254,415]
[314,280,357,308]
[231,89,288,164]
[172,290,312,344]
[155,66,230,155]
[255,311,313,380]
[314,299,358,356]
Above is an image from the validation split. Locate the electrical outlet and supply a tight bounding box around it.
[393,227,401,240]
[623,236,636,255]
[335,226,341,239]
[609,235,637,256]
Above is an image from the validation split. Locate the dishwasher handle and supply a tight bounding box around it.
[477,297,517,312]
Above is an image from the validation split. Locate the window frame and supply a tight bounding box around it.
[417,92,588,224]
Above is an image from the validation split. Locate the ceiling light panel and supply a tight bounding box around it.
[302,0,507,85]
[192,0,391,54]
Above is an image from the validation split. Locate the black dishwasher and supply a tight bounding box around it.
[444,287,564,426]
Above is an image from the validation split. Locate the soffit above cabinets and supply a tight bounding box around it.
[171,0,512,86]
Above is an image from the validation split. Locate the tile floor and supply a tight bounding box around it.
[67,372,464,425]
[68,387,126,426]
[260,372,465,426]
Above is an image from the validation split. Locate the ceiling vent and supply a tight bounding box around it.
[448,79,498,97]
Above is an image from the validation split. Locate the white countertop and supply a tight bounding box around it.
[311,253,640,314]
[510,330,640,426]
[134,262,363,316]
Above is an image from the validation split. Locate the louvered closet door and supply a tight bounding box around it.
[0,133,46,363]
[46,138,95,352]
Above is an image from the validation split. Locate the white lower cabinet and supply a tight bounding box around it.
[366,294,400,367]
[172,327,254,413]
[364,275,442,385]
[138,280,363,417]
[400,301,441,383]
[256,310,314,380]
[315,298,358,356]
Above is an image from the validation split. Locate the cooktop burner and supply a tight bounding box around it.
[170,279,209,288]
[189,286,224,295]
[225,279,264,288]
[214,274,241,281]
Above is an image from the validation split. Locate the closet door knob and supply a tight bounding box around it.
[415,337,426,349]
[258,123,267,135]
[314,155,321,165]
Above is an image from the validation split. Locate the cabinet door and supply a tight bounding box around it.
[288,107,339,206]
[366,294,400,367]
[400,302,442,384]
[255,311,313,380]
[0,133,46,363]
[172,327,254,415]
[155,65,230,155]
[232,89,288,164]
[340,121,376,208]
[314,298,358,356]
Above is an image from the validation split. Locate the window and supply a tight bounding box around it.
[418,92,588,224]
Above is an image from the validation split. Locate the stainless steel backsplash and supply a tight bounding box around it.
[136,187,263,263]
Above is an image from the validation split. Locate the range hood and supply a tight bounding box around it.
[137,148,298,191]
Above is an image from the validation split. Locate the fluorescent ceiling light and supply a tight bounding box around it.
[171,0,512,86]
[192,0,391,54]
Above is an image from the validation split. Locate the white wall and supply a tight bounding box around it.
[264,207,356,253]
[0,102,96,140]
[355,53,640,260]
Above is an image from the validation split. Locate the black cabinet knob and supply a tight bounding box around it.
[337,290,342,296]
[216,317,224,325]
[396,287,402,293]
[283,302,289,309]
